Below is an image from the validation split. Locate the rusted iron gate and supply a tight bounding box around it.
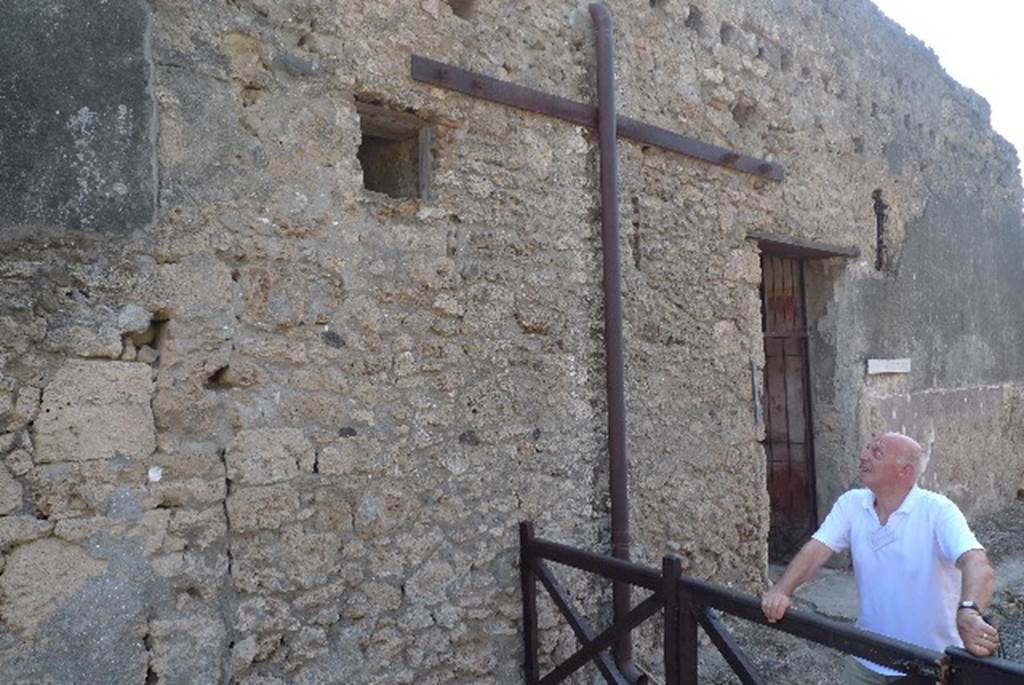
[521,522,1024,685]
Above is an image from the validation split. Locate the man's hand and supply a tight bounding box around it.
[957,609,1000,657]
[760,540,833,623]
[761,587,792,623]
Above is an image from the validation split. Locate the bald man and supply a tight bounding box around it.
[761,433,998,685]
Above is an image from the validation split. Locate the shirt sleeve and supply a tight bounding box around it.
[812,492,853,553]
[935,499,983,562]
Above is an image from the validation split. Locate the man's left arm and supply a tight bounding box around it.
[955,549,999,657]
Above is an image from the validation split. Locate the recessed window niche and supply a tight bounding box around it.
[356,100,432,200]
[446,0,476,19]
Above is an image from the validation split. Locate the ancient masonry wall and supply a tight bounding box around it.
[0,1,1021,683]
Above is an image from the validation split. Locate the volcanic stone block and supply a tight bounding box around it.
[0,538,108,636]
[0,516,54,549]
[225,428,315,485]
[226,484,301,532]
[0,467,23,515]
[35,360,156,463]
[0,0,155,230]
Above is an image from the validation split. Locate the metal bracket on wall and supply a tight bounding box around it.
[410,55,784,181]
[750,357,763,427]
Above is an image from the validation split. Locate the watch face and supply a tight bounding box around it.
[959,601,978,610]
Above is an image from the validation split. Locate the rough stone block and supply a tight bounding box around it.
[0,0,154,230]
[117,304,152,334]
[150,256,237,325]
[146,449,227,509]
[405,561,456,606]
[0,538,108,636]
[0,385,41,431]
[226,484,300,532]
[148,610,226,685]
[315,439,360,476]
[53,509,169,557]
[308,486,353,533]
[0,516,54,549]
[231,529,341,594]
[4,448,33,478]
[152,380,227,437]
[35,360,156,464]
[43,304,124,359]
[225,428,314,485]
[0,467,23,515]
[166,505,228,551]
[238,265,344,329]
[26,459,147,519]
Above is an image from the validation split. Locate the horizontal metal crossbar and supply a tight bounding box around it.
[411,55,784,181]
[529,536,661,591]
[946,646,1024,683]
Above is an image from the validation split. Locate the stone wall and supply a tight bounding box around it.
[0,1,1021,683]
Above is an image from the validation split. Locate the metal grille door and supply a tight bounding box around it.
[760,255,817,560]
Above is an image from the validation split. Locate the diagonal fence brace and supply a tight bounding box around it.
[537,584,664,685]
[696,606,767,685]
[533,557,629,684]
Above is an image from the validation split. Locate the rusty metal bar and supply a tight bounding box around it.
[520,522,540,684]
[873,189,888,270]
[697,607,767,685]
[410,55,784,181]
[539,591,664,685]
[533,556,629,684]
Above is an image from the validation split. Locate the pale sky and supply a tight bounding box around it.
[870,0,1024,177]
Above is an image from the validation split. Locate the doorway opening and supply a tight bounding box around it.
[760,254,817,561]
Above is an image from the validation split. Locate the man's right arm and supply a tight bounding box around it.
[761,539,834,622]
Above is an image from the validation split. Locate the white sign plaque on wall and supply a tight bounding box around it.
[866,358,912,375]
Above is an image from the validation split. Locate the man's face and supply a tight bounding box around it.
[858,435,905,490]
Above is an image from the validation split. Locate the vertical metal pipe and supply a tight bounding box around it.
[589,4,643,681]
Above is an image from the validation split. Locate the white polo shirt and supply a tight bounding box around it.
[812,486,982,675]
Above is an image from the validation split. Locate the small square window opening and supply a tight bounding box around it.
[356,101,432,200]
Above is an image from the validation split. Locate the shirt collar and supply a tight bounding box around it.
[895,485,922,514]
[859,485,921,515]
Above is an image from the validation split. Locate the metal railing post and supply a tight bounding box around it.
[662,555,684,685]
[679,581,699,684]
[520,521,539,684]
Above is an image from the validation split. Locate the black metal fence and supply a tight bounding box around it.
[520,521,1024,684]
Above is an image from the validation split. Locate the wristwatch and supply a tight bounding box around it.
[957,600,981,613]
